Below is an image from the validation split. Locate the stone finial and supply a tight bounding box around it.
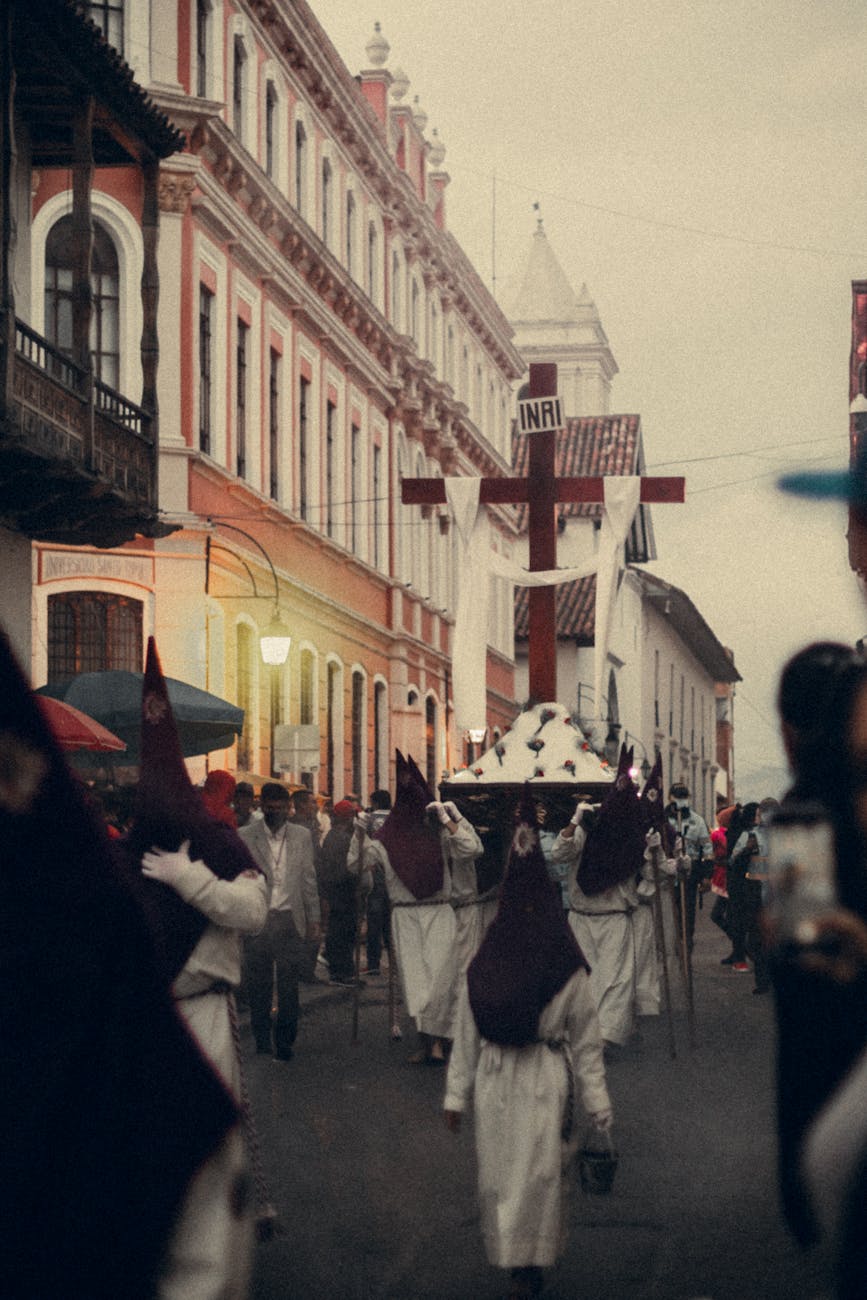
[365,21,390,67]
[412,94,428,131]
[390,65,410,100]
[428,128,446,168]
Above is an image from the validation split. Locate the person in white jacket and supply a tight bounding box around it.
[444,794,611,1300]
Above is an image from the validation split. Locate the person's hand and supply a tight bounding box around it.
[353,811,370,835]
[141,839,194,886]
[426,801,450,825]
[790,910,867,984]
[645,829,661,850]
[571,801,594,827]
[306,922,322,943]
[444,1110,462,1132]
[589,1108,613,1131]
[443,801,461,822]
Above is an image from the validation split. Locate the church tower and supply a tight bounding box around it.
[503,220,618,416]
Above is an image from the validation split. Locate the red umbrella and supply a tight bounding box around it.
[36,695,127,754]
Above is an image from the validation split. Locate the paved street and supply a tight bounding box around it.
[245,903,832,1300]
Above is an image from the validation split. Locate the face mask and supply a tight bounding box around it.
[264,808,288,832]
[759,810,774,826]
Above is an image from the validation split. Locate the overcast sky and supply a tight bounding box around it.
[317,0,867,795]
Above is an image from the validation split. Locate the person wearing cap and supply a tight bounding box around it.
[319,799,369,986]
[444,794,611,1300]
[350,752,482,1064]
[240,782,321,1060]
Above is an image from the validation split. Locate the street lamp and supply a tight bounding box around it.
[467,726,488,746]
[623,730,652,782]
[207,518,291,665]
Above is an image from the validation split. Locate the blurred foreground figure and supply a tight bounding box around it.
[444,792,611,1300]
[0,630,236,1300]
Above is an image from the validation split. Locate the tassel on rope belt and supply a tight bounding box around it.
[539,1037,576,1142]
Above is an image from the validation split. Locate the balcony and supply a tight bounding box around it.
[0,320,160,547]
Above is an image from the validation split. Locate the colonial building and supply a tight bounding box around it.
[0,0,184,671]
[505,224,739,819]
[20,4,524,796]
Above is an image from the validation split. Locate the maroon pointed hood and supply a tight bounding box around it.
[639,752,675,856]
[467,788,589,1046]
[375,750,444,898]
[121,639,261,982]
[579,743,647,896]
[0,627,236,1298]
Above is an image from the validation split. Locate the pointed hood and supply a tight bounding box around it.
[579,744,647,896]
[639,752,675,857]
[122,639,261,981]
[467,787,589,1046]
[0,628,236,1299]
[375,750,443,898]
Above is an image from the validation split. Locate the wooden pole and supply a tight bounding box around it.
[651,848,677,1060]
[527,363,559,704]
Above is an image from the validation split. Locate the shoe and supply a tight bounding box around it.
[720,954,736,965]
[329,975,366,987]
[732,962,750,972]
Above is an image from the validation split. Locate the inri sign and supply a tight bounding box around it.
[517,395,563,435]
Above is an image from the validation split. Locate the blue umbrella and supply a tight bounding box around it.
[35,671,244,762]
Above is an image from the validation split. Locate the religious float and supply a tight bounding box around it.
[440,701,614,891]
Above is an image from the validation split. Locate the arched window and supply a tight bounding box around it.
[265,81,278,179]
[299,647,316,725]
[373,680,387,791]
[236,623,255,770]
[346,191,356,274]
[411,279,419,344]
[45,217,120,388]
[367,222,378,303]
[351,669,365,798]
[47,591,141,681]
[326,660,342,797]
[232,36,246,145]
[391,251,401,328]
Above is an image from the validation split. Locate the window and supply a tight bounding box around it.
[298,375,310,520]
[411,279,419,343]
[668,664,675,735]
[268,349,280,500]
[346,191,355,273]
[47,592,141,681]
[265,82,277,179]
[86,1,123,51]
[373,444,382,570]
[321,158,332,246]
[425,697,437,790]
[391,252,401,327]
[45,217,119,388]
[374,680,386,791]
[654,649,660,729]
[198,286,213,454]
[295,121,307,215]
[351,670,364,797]
[236,623,254,771]
[233,38,246,145]
[325,400,336,538]
[350,424,361,555]
[196,0,210,97]
[236,320,248,479]
[299,648,315,725]
[367,223,377,301]
[326,661,339,796]
[430,303,438,369]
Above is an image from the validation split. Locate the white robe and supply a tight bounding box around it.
[551,828,638,1046]
[444,970,610,1269]
[157,860,269,1300]
[353,817,483,1038]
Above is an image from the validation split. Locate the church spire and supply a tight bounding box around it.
[504,220,618,417]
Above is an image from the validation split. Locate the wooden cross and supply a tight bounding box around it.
[401,363,685,705]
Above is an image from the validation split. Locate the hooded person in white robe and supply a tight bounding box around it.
[120,639,270,1300]
[349,751,482,1061]
[444,791,611,1300]
[551,745,648,1047]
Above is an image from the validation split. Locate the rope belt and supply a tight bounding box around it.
[176,980,232,1001]
[452,886,501,911]
[539,1036,575,1142]
[391,896,453,908]
[570,909,630,917]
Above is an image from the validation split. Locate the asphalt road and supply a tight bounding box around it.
[245,901,832,1300]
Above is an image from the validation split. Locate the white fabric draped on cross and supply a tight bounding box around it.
[445,476,642,734]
